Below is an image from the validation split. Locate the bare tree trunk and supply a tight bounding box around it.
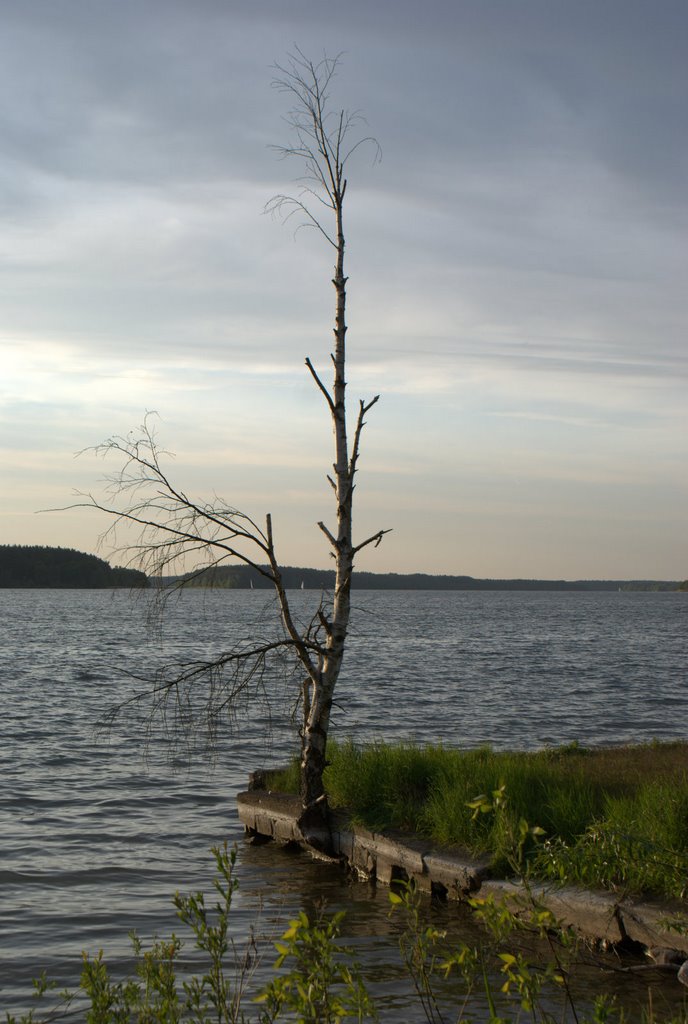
[76,51,389,856]
[297,184,388,844]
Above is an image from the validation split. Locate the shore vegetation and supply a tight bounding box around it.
[271,739,688,901]
[0,544,146,588]
[10,843,688,1024]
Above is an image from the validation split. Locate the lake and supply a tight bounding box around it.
[1,587,686,1018]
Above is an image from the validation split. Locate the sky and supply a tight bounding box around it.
[1,0,686,580]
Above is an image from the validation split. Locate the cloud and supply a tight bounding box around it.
[0,1,686,577]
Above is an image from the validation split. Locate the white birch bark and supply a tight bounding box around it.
[79,52,388,854]
[263,53,390,844]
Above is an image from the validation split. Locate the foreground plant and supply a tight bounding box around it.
[257,907,377,1023]
[388,880,478,1024]
[7,843,253,1024]
[8,840,688,1024]
[387,877,643,1024]
[7,844,376,1024]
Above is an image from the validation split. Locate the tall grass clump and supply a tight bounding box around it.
[267,759,301,794]
[416,748,603,870]
[324,742,602,852]
[323,738,447,831]
[535,775,688,898]
[321,740,688,899]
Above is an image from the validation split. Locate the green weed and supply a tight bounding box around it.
[321,740,688,900]
[7,840,688,1023]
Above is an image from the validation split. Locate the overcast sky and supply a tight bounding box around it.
[1,0,686,579]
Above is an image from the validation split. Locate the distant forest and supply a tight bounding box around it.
[0,546,146,588]
[2,546,681,591]
[179,563,682,592]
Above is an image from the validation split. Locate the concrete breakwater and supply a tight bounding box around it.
[237,788,688,974]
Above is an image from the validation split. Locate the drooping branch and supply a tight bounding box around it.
[66,417,278,584]
[265,194,338,248]
[100,634,316,753]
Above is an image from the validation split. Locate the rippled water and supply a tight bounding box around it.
[1,588,686,1017]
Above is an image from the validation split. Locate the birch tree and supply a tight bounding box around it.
[79,51,388,851]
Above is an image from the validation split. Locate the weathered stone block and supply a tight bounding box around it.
[332,827,355,862]
[536,885,624,945]
[366,832,426,877]
[375,856,395,886]
[479,880,624,945]
[237,789,688,955]
[239,806,258,832]
[411,871,433,894]
[272,815,302,842]
[423,851,491,896]
[350,834,376,877]
[237,790,303,844]
[477,879,524,905]
[619,900,688,955]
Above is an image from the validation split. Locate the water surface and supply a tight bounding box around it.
[1,588,686,1017]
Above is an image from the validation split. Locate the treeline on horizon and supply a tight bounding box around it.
[0,545,146,589]
[181,563,683,592]
[1,546,682,591]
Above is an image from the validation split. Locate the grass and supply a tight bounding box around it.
[269,740,688,900]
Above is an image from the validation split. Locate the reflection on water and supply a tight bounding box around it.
[1,588,686,1018]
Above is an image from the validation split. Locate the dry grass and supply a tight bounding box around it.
[543,740,688,789]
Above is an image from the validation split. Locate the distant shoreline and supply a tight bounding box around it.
[1,545,682,591]
[165,564,683,593]
[0,545,145,589]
